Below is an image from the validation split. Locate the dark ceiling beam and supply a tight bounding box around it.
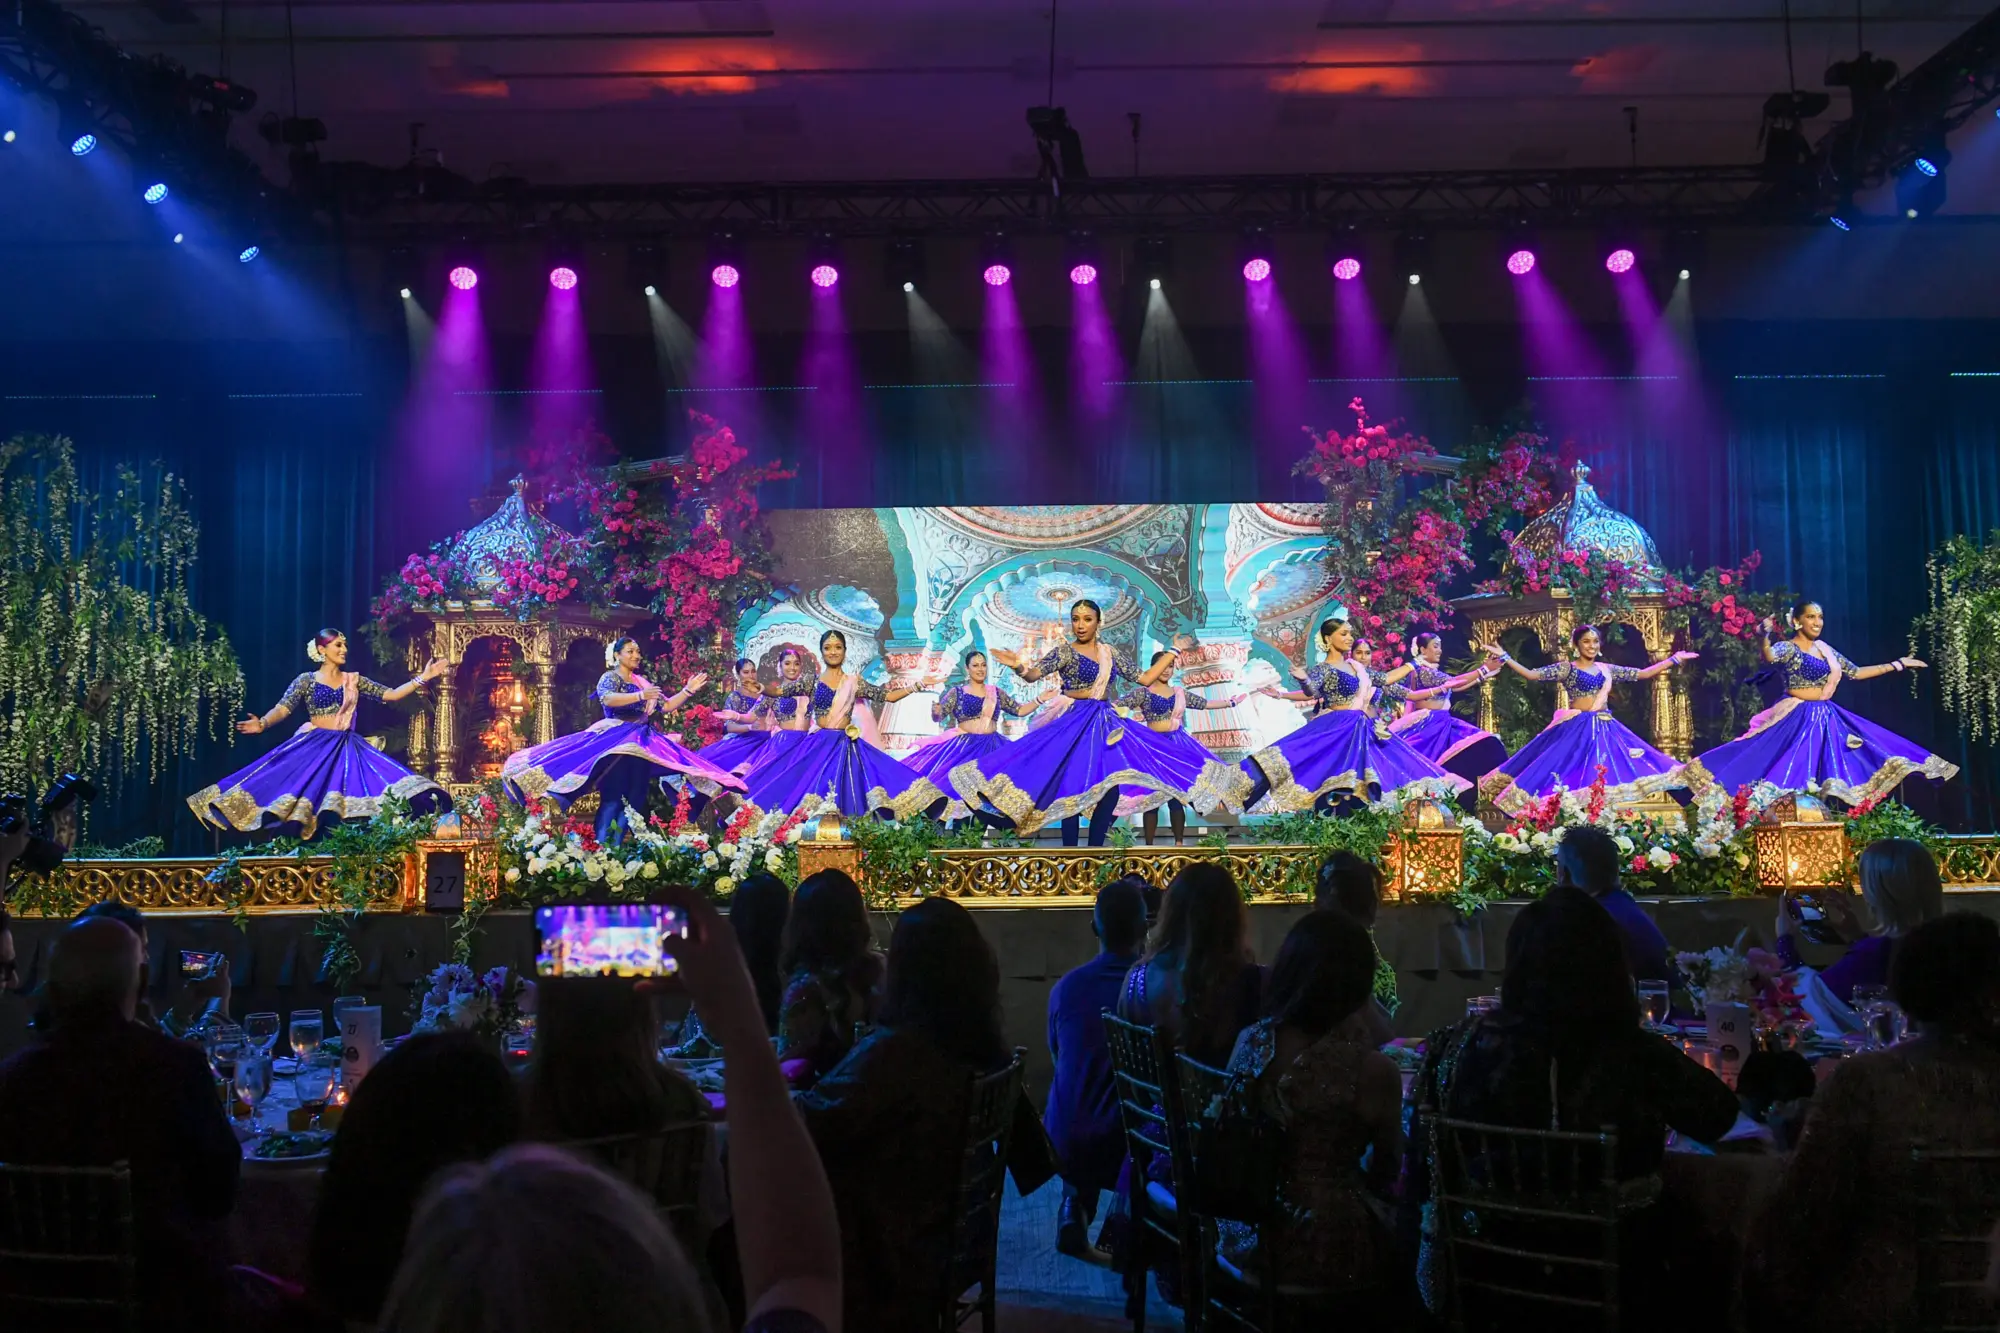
[1320,14,1986,29]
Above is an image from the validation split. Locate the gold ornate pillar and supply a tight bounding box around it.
[530,661,556,745]
[434,670,460,784]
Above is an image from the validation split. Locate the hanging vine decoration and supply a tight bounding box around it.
[1913,531,2000,744]
[0,435,245,804]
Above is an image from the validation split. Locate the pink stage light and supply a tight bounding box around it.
[1604,248,1636,274]
[983,263,1012,287]
[1331,257,1361,282]
[1242,257,1272,282]
[711,264,741,288]
[809,263,840,288]
[1506,249,1537,276]
[448,266,479,291]
[1068,263,1098,286]
[549,266,579,290]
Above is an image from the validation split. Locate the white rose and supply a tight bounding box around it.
[625,859,643,875]
[1614,836,1634,856]
[1494,832,1518,851]
[641,861,660,879]
[785,827,803,845]
[715,875,736,895]
[766,848,784,870]
[718,842,738,859]
[504,866,522,883]
[702,852,719,869]
[1530,831,1553,852]
[583,862,604,882]
[1647,846,1674,870]
[527,858,546,874]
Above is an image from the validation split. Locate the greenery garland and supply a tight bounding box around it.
[1914,531,2000,743]
[0,435,244,805]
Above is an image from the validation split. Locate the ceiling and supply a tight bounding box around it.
[66,0,1992,187]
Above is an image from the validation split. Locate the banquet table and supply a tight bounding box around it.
[228,1070,328,1282]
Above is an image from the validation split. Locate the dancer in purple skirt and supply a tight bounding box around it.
[1239,611,1467,814]
[741,629,944,820]
[1479,625,1696,813]
[901,649,1041,822]
[1385,631,1509,785]
[739,648,814,783]
[1115,654,1249,845]
[188,627,452,840]
[501,637,743,842]
[1689,600,1956,806]
[700,657,777,777]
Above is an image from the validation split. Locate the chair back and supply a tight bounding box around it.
[562,1120,712,1234]
[1911,1143,2000,1333]
[0,1160,139,1332]
[1428,1113,1651,1333]
[1104,1012,1173,1183]
[942,1050,1025,1332]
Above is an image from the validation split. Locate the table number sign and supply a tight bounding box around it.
[1706,1001,1753,1083]
[340,1005,383,1084]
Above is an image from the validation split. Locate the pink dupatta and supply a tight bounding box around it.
[822,672,886,748]
[302,673,360,734]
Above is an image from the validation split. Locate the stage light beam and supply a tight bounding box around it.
[2,130,15,145]
[810,264,840,288]
[983,263,1012,287]
[1069,263,1098,286]
[549,266,579,290]
[399,286,412,299]
[1605,248,1636,274]
[1242,257,1272,283]
[238,245,261,263]
[144,183,169,204]
[70,132,97,156]
[1506,249,1537,276]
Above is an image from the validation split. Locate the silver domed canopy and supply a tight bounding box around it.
[1513,462,1664,587]
[447,476,573,597]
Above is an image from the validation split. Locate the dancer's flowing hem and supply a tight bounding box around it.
[1478,708,1687,815]
[698,730,770,776]
[1389,708,1509,782]
[901,730,1009,821]
[1683,696,1958,807]
[742,727,944,820]
[188,729,452,841]
[1114,727,1255,818]
[964,698,1251,835]
[1239,709,1467,815]
[501,718,745,808]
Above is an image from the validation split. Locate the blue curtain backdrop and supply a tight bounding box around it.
[4,320,1999,846]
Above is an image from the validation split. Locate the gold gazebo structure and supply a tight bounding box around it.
[398,478,643,808]
[1452,462,1695,764]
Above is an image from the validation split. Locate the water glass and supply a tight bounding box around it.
[293,1055,339,1123]
[235,1056,273,1137]
[1862,1000,1906,1050]
[330,995,366,1040]
[288,1010,325,1063]
[1851,984,1888,1013]
[243,1012,281,1058]
[1638,981,1672,1031]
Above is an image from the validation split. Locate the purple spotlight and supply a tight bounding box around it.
[1242,257,1272,283]
[711,263,741,289]
[983,263,1012,287]
[809,263,839,288]
[549,266,578,290]
[1604,248,1636,275]
[448,266,479,291]
[1332,256,1361,282]
[1068,263,1098,286]
[1506,249,1537,276]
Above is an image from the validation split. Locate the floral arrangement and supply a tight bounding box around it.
[492,789,814,902]
[0,435,245,804]
[1913,530,2000,742]
[1675,945,1812,1031]
[410,962,527,1044]
[490,528,595,619]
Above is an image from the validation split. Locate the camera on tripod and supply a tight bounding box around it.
[0,774,98,876]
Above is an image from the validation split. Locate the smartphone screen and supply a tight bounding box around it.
[180,949,222,980]
[534,904,687,978]
[1790,893,1826,922]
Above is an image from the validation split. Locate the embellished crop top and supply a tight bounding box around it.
[594,669,659,722]
[1116,687,1230,721]
[1300,662,1369,710]
[722,688,763,716]
[1524,660,1643,695]
[1402,663,1457,706]
[773,674,890,727]
[277,673,388,718]
[1769,640,1861,690]
[1029,643,1139,694]
[933,684,1029,724]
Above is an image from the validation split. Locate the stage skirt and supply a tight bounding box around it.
[1115,727,1251,817]
[1239,709,1467,814]
[188,728,452,841]
[1685,697,1958,806]
[699,729,770,776]
[501,718,746,811]
[1479,709,1686,814]
[741,727,945,820]
[1390,708,1510,784]
[964,698,1250,835]
[900,730,1010,821]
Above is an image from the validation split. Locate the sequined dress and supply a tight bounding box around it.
[500,671,745,831]
[1388,665,1510,783]
[1111,686,1251,817]
[187,673,451,840]
[1687,640,1956,805]
[1479,661,1686,813]
[1239,661,1465,813]
[900,683,1034,821]
[962,645,1244,834]
[740,676,944,819]
[694,688,773,776]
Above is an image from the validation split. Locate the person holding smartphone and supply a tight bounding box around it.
[1776,837,1943,1006]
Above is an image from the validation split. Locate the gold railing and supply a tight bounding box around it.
[8,854,415,919]
[1943,835,2000,890]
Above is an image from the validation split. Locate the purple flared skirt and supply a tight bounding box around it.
[699,729,771,776]
[964,698,1250,835]
[188,727,451,841]
[900,730,1011,821]
[741,728,806,781]
[1116,726,1242,817]
[500,718,745,809]
[1479,709,1685,814]
[740,727,944,820]
[1390,708,1510,783]
[1688,698,1957,806]
[1240,708,1466,814]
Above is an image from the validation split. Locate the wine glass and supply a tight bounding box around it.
[243,1012,280,1059]
[1863,1000,1905,1050]
[330,995,366,1043]
[293,1055,338,1126]
[288,1010,325,1064]
[235,1056,273,1139]
[1638,980,1672,1032]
